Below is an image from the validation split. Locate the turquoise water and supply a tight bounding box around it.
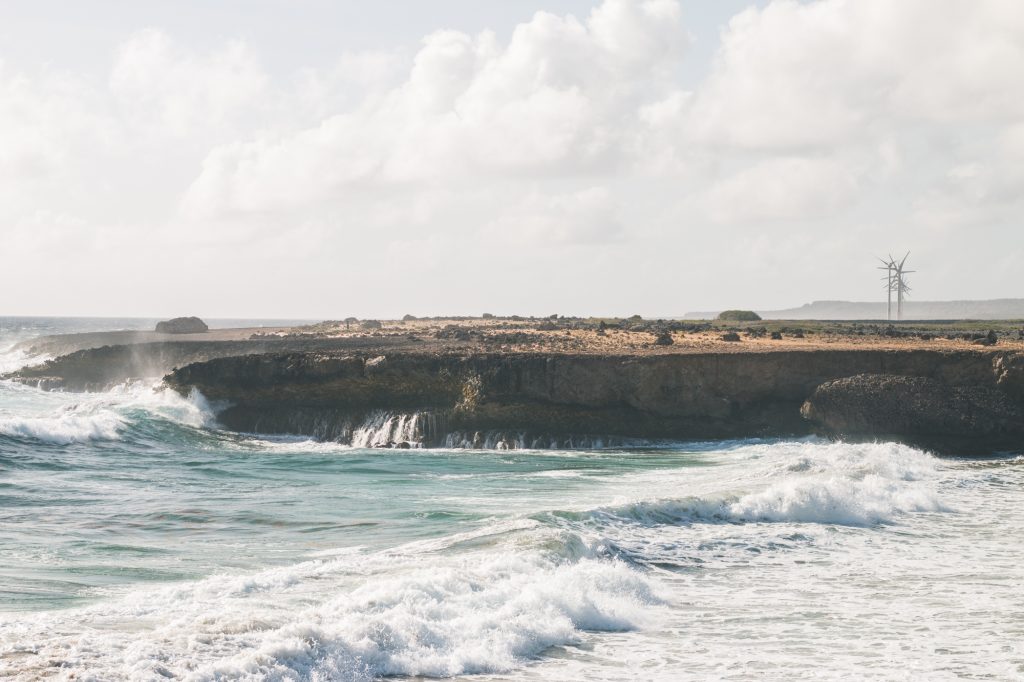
[1,318,1023,680]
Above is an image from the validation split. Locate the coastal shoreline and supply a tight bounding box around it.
[5,317,1024,454]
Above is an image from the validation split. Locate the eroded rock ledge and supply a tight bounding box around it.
[801,374,1024,454]
[163,349,1024,454]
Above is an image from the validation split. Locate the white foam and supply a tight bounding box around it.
[0,409,124,444]
[351,410,424,448]
[0,542,660,680]
[0,346,49,374]
[567,440,948,528]
[0,382,217,444]
[727,440,948,525]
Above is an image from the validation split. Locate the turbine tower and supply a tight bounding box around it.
[877,252,913,321]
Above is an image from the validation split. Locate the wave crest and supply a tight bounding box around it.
[1,545,659,680]
[0,410,124,444]
[560,441,948,528]
[0,383,216,445]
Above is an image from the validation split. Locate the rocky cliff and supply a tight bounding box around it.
[164,349,1024,453]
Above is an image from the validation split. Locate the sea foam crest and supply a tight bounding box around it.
[0,546,659,680]
[0,383,216,445]
[568,441,948,528]
[0,409,124,444]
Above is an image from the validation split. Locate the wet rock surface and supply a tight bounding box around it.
[802,374,1024,454]
[163,349,1024,453]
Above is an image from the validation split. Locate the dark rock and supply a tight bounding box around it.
[770,331,783,340]
[436,325,473,341]
[360,320,383,330]
[802,374,1024,454]
[973,330,998,346]
[653,331,674,346]
[155,317,208,334]
[159,349,1024,453]
[721,332,741,342]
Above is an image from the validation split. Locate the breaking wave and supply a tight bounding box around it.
[551,441,948,528]
[0,532,659,680]
[0,410,125,445]
[0,382,216,445]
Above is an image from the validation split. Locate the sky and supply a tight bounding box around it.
[1,0,1022,319]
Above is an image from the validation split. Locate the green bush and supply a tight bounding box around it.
[717,310,762,322]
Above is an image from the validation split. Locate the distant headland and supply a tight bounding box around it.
[685,298,1024,321]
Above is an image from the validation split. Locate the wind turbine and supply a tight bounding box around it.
[877,252,914,321]
[893,252,914,321]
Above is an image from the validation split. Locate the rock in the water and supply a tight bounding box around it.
[155,317,208,334]
[801,373,1024,454]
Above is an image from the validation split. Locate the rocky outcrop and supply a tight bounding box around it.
[4,336,451,391]
[155,317,208,334]
[163,349,1024,453]
[801,374,1024,453]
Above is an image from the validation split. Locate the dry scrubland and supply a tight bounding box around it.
[252,316,1024,356]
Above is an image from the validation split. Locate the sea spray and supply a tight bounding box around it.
[0,532,661,680]
[0,380,218,445]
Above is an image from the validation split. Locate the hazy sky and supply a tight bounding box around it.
[2,0,1022,318]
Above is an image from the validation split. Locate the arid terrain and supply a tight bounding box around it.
[255,316,1024,355]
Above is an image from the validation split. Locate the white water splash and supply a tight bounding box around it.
[0,536,659,680]
[0,409,124,444]
[0,381,217,444]
[350,410,424,448]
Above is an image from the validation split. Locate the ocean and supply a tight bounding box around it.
[1,318,1022,680]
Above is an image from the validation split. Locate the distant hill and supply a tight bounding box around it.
[684,299,1024,321]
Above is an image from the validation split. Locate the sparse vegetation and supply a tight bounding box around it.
[717,310,762,322]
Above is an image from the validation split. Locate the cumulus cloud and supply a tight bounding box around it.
[110,29,266,136]
[1,0,1022,316]
[485,186,623,245]
[180,0,688,217]
[705,156,861,223]
[687,0,1024,151]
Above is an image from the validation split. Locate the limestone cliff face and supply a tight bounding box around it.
[801,374,1024,454]
[164,349,1024,452]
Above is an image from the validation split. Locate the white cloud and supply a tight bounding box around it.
[705,156,860,223]
[180,0,688,218]
[486,186,623,245]
[2,0,1023,316]
[687,0,1024,151]
[109,29,266,136]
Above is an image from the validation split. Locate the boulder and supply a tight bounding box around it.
[155,317,208,334]
[801,373,1024,454]
[973,330,998,346]
[721,332,741,342]
[653,331,674,346]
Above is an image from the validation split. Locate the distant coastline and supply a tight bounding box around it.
[685,298,1024,321]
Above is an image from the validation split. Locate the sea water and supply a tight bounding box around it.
[1,318,1022,680]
